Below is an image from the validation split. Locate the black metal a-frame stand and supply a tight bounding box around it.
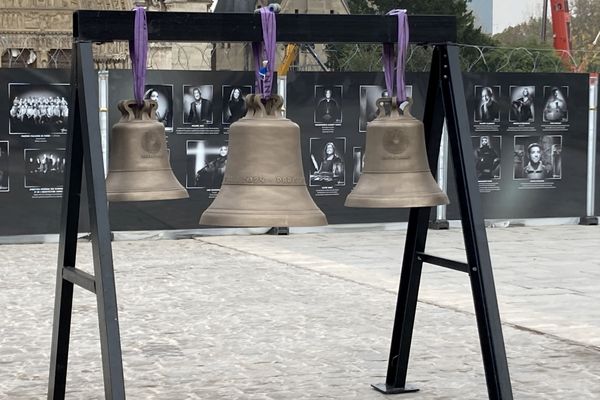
[371,45,513,400]
[48,10,512,400]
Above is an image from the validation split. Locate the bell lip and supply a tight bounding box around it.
[107,189,189,202]
[237,115,291,123]
[199,210,328,227]
[344,193,449,209]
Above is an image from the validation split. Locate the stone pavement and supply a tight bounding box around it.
[1,224,599,399]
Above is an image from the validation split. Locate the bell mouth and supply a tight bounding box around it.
[107,188,189,202]
[199,184,327,227]
[200,209,328,227]
[345,192,449,208]
[345,171,450,209]
[106,170,189,202]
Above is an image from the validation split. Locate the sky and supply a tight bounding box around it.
[493,0,543,34]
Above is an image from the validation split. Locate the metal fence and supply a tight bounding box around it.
[2,41,599,72]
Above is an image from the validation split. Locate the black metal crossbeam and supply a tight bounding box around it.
[416,252,469,273]
[62,267,96,293]
[73,11,457,44]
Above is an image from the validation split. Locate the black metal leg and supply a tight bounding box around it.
[372,46,446,395]
[373,44,512,399]
[77,41,126,400]
[48,42,84,400]
[48,41,126,400]
[440,44,513,400]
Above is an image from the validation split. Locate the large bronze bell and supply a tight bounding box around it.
[200,94,327,227]
[345,97,449,208]
[106,99,188,202]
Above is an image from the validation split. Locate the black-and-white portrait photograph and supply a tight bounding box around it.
[309,138,346,187]
[144,84,173,130]
[9,83,69,135]
[314,85,343,126]
[509,85,535,123]
[472,135,501,180]
[186,140,228,189]
[513,135,562,180]
[0,141,9,191]
[183,85,214,126]
[474,85,500,123]
[359,85,413,132]
[543,86,568,123]
[352,146,364,184]
[222,85,252,125]
[24,148,66,188]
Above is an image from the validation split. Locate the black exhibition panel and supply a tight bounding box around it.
[0,68,89,236]
[446,72,589,221]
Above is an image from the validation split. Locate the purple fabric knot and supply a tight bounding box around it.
[383,9,409,104]
[129,6,148,105]
[252,7,277,99]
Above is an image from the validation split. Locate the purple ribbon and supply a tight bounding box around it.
[382,9,409,103]
[129,7,148,105]
[252,7,277,99]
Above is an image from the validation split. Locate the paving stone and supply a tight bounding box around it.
[0,225,599,399]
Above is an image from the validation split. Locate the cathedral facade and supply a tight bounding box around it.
[0,0,213,69]
[0,0,348,70]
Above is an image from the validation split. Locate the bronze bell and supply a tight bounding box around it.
[345,97,449,208]
[200,94,327,227]
[106,99,189,202]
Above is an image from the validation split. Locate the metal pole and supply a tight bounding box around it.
[278,75,287,117]
[581,73,598,224]
[435,120,449,225]
[541,0,548,42]
[98,70,109,176]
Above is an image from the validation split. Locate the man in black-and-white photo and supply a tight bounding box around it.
[183,86,213,125]
[195,145,228,188]
[476,86,500,123]
[315,86,342,125]
[474,135,501,180]
[186,140,228,189]
[522,142,552,179]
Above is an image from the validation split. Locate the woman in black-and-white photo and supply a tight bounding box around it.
[543,86,568,123]
[224,87,247,124]
[144,85,173,130]
[310,140,345,186]
[510,86,535,123]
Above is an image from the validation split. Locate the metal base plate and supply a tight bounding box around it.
[371,383,420,394]
[429,219,450,230]
[267,227,290,235]
[579,216,599,226]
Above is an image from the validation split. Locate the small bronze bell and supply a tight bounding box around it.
[106,99,188,202]
[345,97,449,208]
[200,94,327,227]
